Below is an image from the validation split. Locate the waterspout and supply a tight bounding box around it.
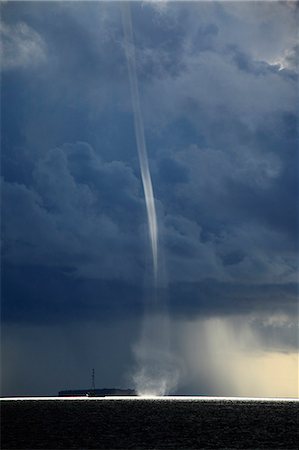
[122,3,179,396]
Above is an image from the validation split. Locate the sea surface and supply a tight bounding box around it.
[1,397,298,449]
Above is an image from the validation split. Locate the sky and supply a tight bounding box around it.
[1,0,298,397]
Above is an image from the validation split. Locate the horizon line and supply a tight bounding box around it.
[1,395,298,402]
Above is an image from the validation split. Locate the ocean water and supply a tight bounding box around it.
[1,397,298,449]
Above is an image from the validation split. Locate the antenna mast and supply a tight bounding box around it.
[91,368,95,391]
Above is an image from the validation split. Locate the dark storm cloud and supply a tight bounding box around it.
[2,264,143,324]
[192,23,219,54]
[2,142,147,281]
[157,156,189,185]
[168,280,298,319]
[1,1,298,326]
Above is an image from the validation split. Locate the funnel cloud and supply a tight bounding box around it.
[122,4,158,281]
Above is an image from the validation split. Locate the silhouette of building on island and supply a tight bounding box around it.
[58,388,136,397]
[58,369,136,396]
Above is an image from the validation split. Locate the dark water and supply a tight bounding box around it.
[1,398,298,449]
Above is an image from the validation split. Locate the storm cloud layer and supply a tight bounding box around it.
[1,1,298,395]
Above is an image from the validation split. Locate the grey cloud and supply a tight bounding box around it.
[3,139,296,322]
[144,50,297,139]
[157,156,189,185]
[284,44,299,70]
[0,21,46,70]
[168,280,298,320]
[151,140,297,287]
[216,1,298,66]
[192,23,219,53]
[1,1,297,325]
[2,142,146,282]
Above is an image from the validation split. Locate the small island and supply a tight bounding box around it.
[58,388,136,397]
